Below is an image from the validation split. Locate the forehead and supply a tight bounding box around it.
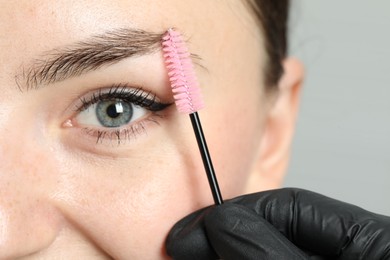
[0,2,241,59]
[0,0,249,44]
[0,1,166,60]
[0,0,262,92]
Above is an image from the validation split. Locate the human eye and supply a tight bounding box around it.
[67,84,171,145]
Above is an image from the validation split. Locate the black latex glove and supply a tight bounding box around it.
[166,188,390,260]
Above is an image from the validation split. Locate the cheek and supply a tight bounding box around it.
[199,30,266,199]
[202,91,264,199]
[53,123,216,259]
[190,2,267,198]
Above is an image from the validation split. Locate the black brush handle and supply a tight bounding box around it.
[190,112,223,205]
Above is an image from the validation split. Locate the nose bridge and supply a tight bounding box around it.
[0,109,61,258]
[0,106,41,176]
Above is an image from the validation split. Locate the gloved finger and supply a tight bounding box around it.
[204,203,309,260]
[232,188,390,259]
[166,206,218,260]
[166,202,329,260]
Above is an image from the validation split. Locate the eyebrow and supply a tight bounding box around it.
[17,28,166,91]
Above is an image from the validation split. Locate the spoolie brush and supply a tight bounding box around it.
[162,28,223,205]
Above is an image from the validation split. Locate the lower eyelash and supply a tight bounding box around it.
[82,114,162,145]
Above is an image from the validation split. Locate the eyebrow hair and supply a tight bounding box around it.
[18,28,165,91]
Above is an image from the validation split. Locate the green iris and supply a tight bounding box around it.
[96,100,133,128]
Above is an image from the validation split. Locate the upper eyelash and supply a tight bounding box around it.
[72,84,171,145]
[76,84,170,112]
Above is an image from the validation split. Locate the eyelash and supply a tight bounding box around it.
[74,84,171,144]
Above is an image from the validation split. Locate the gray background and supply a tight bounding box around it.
[284,1,390,215]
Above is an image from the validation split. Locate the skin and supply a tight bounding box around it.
[0,0,303,259]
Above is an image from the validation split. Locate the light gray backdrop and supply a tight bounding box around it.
[284,1,390,215]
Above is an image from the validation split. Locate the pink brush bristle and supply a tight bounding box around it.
[162,28,204,114]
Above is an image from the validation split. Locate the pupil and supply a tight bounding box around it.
[106,103,121,118]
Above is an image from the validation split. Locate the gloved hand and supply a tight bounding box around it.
[166,188,390,260]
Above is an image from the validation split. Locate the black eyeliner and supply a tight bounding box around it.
[77,84,171,112]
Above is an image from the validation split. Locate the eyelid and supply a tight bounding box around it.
[63,83,173,146]
[74,84,171,112]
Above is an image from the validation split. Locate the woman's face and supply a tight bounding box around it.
[0,0,285,258]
